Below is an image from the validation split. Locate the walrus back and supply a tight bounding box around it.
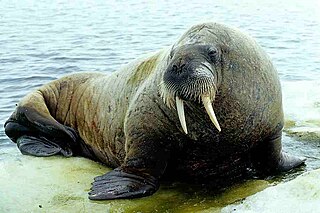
[35,73,100,122]
[5,49,167,167]
[6,72,102,130]
[3,72,106,158]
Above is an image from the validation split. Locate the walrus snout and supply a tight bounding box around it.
[163,45,220,101]
[160,44,222,134]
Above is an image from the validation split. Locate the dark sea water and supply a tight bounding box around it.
[0,0,319,212]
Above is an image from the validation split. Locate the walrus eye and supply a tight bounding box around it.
[208,48,219,63]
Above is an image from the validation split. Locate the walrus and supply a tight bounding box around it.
[4,22,305,200]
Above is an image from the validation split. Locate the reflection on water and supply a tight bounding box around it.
[0,0,319,212]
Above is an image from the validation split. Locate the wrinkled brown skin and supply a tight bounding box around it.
[4,22,304,200]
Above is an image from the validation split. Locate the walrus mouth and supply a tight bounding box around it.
[160,67,221,134]
[175,95,221,134]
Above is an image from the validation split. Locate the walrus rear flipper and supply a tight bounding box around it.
[4,90,78,157]
[17,135,72,157]
[5,116,76,157]
[89,167,159,200]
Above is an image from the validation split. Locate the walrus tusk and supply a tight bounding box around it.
[176,96,188,134]
[201,96,221,132]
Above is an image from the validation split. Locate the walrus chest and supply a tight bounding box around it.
[165,105,265,181]
[168,136,252,183]
[182,103,263,147]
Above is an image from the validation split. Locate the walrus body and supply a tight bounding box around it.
[4,23,304,200]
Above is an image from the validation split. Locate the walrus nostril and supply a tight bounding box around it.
[172,65,178,72]
[171,64,186,74]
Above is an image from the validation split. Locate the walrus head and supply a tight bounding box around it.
[160,43,223,134]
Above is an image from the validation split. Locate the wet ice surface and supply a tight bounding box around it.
[0,146,270,213]
[0,0,320,212]
[221,168,320,213]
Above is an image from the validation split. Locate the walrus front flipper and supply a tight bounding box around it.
[277,152,306,172]
[17,135,72,157]
[252,132,305,174]
[89,168,159,200]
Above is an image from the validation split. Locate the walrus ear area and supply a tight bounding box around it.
[89,167,159,200]
[217,43,230,56]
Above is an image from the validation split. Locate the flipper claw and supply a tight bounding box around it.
[89,168,159,200]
